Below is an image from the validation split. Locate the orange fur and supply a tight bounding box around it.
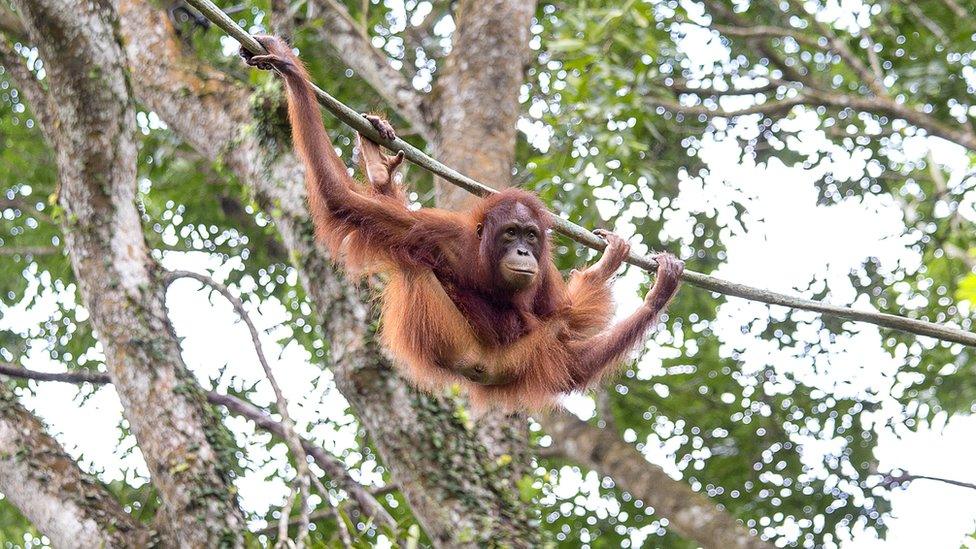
[246,36,683,411]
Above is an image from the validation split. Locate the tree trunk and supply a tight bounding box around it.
[0,385,149,548]
[432,0,537,208]
[428,0,540,484]
[543,413,774,549]
[115,2,539,544]
[11,1,245,545]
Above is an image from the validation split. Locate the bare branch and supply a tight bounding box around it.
[315,477,353,548]
[805,89,976,150]
[940,0,967,18]
[902,1,950,47]
[712,23,819,47]
[0,362,396,530]
[884,470,976,491]
[663,77,790,97]
[193,393,398,530]
[864,36,884,84]
[0,363,109,383]
[277,486,301,548]
[646,95,808,118]
[164,270,312,547]
[257,505,351,542]
[0,245,59,256]
[540,412,773,549]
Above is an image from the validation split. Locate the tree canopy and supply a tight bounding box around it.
[0,0,974,547]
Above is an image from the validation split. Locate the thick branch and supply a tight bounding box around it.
[429,0,538,207]
[541,413,772,549]
[184,0,976,348]
[0,38,55,134]
[0,362,396,530]
[0,384,150,546]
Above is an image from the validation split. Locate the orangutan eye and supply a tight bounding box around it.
[504,228,517,238]
[526,232,537,242]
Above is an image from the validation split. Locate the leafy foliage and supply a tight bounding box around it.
[2,0,975,547]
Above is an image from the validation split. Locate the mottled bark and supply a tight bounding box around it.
[11,0,245,545]
[0,385,149,548]
[432,0,537,208]
[0,39,55,135]
[542,413,773,549]
[116,2,538,545]
[0,6,24,38]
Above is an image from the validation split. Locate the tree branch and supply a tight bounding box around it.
[0,383,150,546]
[700,2,976,151]
[785,0,887,97]
[700,0,810,86]
[901,1,950,48]
[305,0,433,138]
[884,470,976,491]
[208,393,397,530]
[0,362,396,530]
[662,77,789,97]
[940,0,967,18]
[540,412,772,549]
[646,95,808,118]
[0,245,59,256]
[163,270,313,547]
[183,0,976,348]
[0,38,55,134]
[0,5,25,39]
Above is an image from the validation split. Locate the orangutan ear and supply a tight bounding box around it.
[476,223,483,238]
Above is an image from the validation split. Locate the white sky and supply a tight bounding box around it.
[2,0,976,547]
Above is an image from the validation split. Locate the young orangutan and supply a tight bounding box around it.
[242,36,684,410]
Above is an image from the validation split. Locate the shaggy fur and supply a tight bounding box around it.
[244,35,683,411]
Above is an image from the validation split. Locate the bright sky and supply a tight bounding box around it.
[3,0,976,547]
